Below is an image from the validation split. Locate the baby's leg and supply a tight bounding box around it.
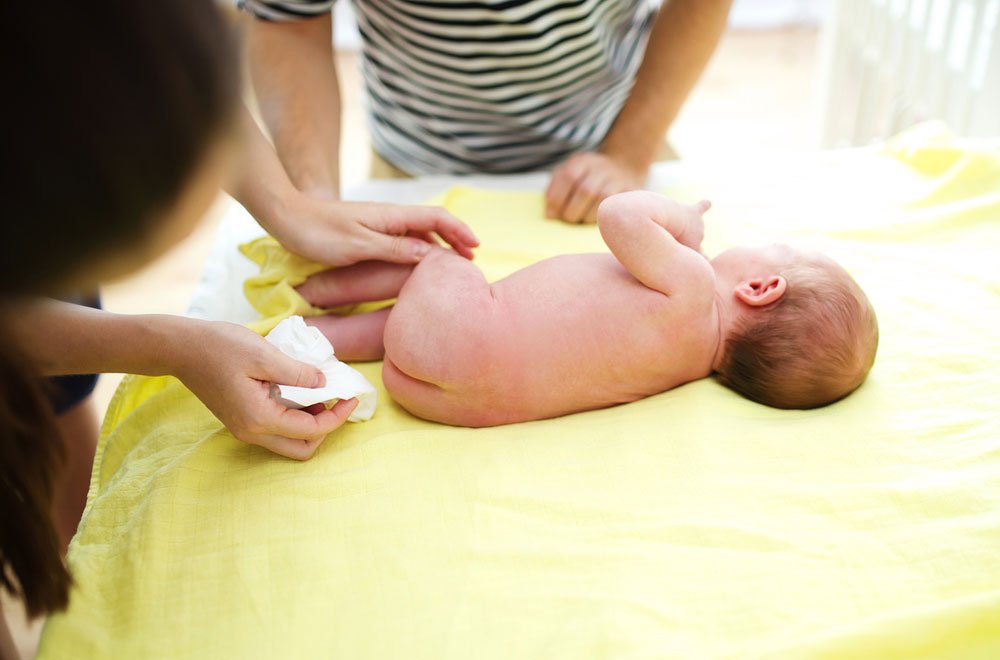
[381,356,451,422]
[296,261,414,308]
[383,248,496,386]
[297,262,413,361]
[307,308,391,362]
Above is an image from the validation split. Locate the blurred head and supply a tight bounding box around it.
[0,0,239,619]
[712,245,878,409]
[1,0,240,297]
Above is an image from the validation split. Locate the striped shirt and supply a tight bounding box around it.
[242,0,655,175]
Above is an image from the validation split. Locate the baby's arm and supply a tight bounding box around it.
[597,191,713,298]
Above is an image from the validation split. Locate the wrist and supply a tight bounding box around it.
[243,177,299,238]
[598,139,654,179]
[142,315,209,380]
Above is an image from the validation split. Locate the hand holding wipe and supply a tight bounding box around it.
[264,316,377,421]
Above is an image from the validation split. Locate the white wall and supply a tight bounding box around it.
[331,0,830,50]
[729,0,829,28]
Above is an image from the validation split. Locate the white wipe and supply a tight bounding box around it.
[264,316,377,422]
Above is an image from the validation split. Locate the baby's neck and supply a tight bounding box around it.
[709,283,741,373]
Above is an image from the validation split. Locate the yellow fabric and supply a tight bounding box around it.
[239,237,329,333]
[40,126,1000,659]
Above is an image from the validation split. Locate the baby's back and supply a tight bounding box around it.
[382,250,716,427]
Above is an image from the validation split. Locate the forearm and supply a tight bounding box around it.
[6,300,203,378]
[228,107,300,240]
[599,192,690,241]
[598,192,707,295]
[601,0,732,168]
[247,13,342,197]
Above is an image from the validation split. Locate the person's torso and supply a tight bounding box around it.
[352,0,656,174]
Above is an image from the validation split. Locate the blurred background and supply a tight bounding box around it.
[6,0,999,653]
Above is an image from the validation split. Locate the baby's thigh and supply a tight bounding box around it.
[382,357,450,423]
[384,249,494,384]
[383,357,501,427]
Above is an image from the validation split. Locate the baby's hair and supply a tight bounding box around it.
[716,260,878,409]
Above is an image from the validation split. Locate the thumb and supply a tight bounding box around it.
[368,232,433,264]
[262,347,326,388]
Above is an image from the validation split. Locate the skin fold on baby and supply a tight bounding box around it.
[298,192,878,427]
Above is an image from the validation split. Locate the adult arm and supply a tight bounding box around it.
[232,5,478,264]
[6,300,356,460]
[597,191,713,298]
[230,104,478,265]
[247,11,341,198]
[546,0,732,223]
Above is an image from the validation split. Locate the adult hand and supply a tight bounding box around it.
[173,320,357,460]
[545,152,647,225]
[271,192,479,267]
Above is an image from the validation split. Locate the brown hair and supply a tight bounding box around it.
[716,261,879,409]
[0,324,70,618]
[0,0,238,617]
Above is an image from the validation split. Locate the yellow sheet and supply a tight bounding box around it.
[39,126,1000,659]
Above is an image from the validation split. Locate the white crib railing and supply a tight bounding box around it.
[819,0,1000,146]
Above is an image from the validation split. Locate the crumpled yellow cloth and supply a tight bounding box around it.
[39,125,1000,659]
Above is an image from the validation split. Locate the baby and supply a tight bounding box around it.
[298,192,879,427]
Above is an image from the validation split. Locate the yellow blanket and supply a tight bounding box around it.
[40,126,1000,659]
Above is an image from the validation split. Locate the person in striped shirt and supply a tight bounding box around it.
[240,0,731,224]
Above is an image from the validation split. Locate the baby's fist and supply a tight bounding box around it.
[677,199,710,252]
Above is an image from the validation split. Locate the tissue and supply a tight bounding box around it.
[264,316,376,422]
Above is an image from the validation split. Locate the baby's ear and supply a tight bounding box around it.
[734,275,787,307]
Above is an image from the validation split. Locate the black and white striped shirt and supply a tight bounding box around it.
[242,0,655,175]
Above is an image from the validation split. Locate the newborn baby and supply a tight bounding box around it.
[298,192,878,427]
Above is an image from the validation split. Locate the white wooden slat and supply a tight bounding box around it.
[820,0,1000,145]
[950,0,987,132]
[971,2,1000,135]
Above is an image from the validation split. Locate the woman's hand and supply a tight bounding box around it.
[545,152,647,225]
[270,193,479,267]
[7,301,354,460]
[172,320,357,460]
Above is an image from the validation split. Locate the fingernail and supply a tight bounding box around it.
[413,242,431,259]
[313,371,325,388]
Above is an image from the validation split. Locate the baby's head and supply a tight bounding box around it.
[711,245,878,409]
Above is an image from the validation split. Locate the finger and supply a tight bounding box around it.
[584,180,626,224]
[407,230,439,246]
[545,159,585,219]
[328,397,360,422]
[265,398,357,440]
[412,212,478,259]
[435,227,477,259]
[363,230,437,264]
[257,344,326,388]
[384,207,479,249]
[258,398,359,459]
[251,434,324,461]
[562,173,605,224]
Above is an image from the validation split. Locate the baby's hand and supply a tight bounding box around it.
[675,200,710,252]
